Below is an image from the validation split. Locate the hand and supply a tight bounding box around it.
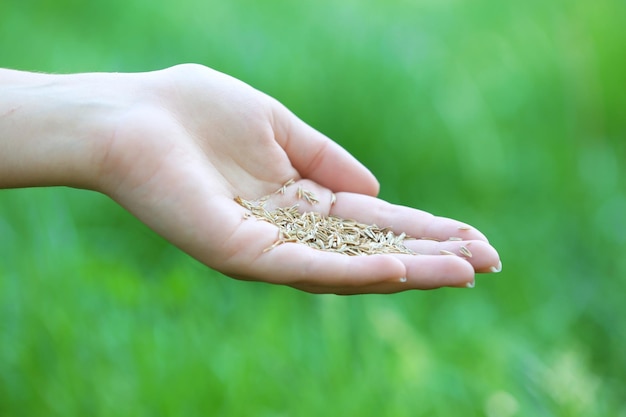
[1,64,501,294]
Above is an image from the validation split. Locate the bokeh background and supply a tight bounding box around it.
[1,0,625,415]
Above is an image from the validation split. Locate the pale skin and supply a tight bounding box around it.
[0,64,501,294]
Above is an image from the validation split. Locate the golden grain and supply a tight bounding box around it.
[303,189,319,205]
[459,246,473,258]
[235,195,415,256]
[274,178,295,194]
[419,237,441,242]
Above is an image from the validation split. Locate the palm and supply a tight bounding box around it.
[99,65,500,294]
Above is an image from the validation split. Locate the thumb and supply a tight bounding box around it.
[272,103,379,196]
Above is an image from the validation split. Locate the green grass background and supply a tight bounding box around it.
[1,0,625,415]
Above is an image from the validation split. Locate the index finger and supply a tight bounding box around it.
[330,192,490,243]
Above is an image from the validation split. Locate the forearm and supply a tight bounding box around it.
[0,69,126,190]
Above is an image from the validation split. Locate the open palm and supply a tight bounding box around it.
[96,64,500,294]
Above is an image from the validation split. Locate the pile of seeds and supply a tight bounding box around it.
[235,181,416,256]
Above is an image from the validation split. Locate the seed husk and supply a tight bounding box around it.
[294,186,320,205]
[235,194,415,256]
[274,178,295,195]
[459,246,473,258]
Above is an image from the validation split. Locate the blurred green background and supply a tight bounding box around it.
[1,0,625,415]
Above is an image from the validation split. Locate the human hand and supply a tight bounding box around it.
[0,64,501,294]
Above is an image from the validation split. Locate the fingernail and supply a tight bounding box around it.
[490,261,502,273]
[466,280,475,288]
[386,276,408,284]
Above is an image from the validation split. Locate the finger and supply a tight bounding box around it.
[242,243,408,288]
[330,192,491,243]
[404,239,501,273]
[221,203,477,294]
[293,254,476,295]
[271,103,379,196]
[206,198,404,285]
[214,198,481,294]
[232,185,500,288]
[219,208,404,286]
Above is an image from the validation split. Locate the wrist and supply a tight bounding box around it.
[0,69,143,191]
